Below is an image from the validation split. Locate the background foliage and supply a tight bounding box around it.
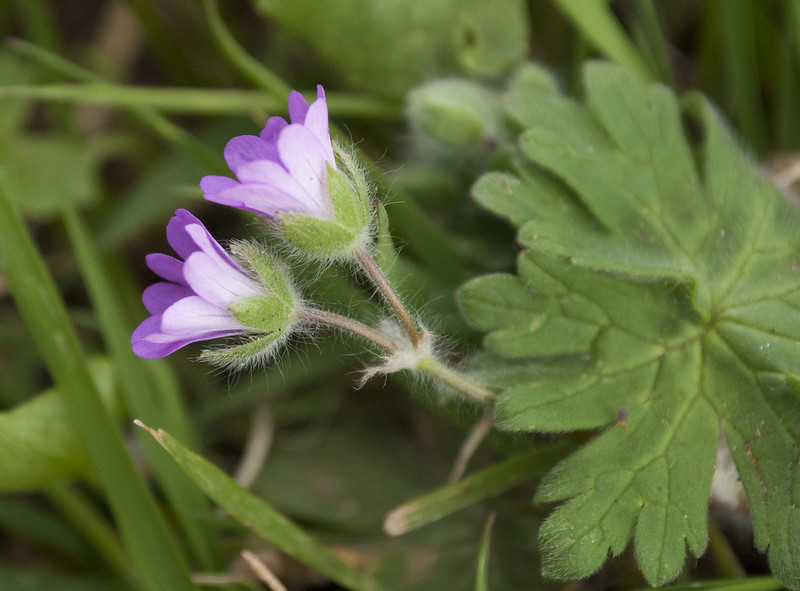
[1,1,799,590]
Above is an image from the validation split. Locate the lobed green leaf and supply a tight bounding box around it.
[460,62,800,587]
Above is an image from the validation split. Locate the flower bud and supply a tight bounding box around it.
[407,79,504,150]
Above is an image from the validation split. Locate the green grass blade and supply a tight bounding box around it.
[46,484,130,577]
[717,0,768,153]
[11,0,58,51]
[62,206,217,570]
[550,0,652,82]
[383,444,569,535]
[121,0,197,85]
[778,0,800,150]
[202,0,290,96]
[0,564,126,591]
[137,422,383,591]
[630,0,676,87]
[475,512,496,591]
[7,38,226,173]
[0,83,402,119]
[632,576,782,591]
[0,184,196,591]
[0,494,95,566]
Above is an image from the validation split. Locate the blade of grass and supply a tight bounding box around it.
[7,3,73,131]
[779,0,800,150]
[46,484,131,577]
[717,0,768,154]
[62,206,217,570]
[136,422,384,591]
[0,83,403,119]
[0,182,196,591]
[631,576,782,591]
[6,38,225,173]
[631,0,676,87]
[11,0,58,51]
[0,495,94,566]
[475,512,496,591]
[121,0,196,85]
[384,444,570,536]
[707,518,746,578]
[202,0,290,96]
[550,0,652,82]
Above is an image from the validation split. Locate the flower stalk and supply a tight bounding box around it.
[298,307,400,354]
[352,249,496,405]
[355,247,425,347]
[299,306,495,406]
[415,355,497,406]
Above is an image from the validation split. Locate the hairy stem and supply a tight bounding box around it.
[355,248,424,347]
[416,355,497,406]
[299,307,496,406]
[299,307,400,353]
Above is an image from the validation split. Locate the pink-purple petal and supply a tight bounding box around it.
[161,295,245,336]
[303,86,334,163]
[200,175,239,196]
[214,182,314,217]
[276,124,333,217]
[197,85,337,222]
[259,116,288,144]
[233,160,319,213]
[133,208,285,360]
[183,251,260,309]
[287,90,310,124]
[132,315,192,358]
[165,209,203,259]
[235,159,289,184]
[142,282,192,314]
[146,253,185,284]
[183,222,239,270]
[224,135,279,171]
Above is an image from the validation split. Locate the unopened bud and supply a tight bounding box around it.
[407,79,504,150]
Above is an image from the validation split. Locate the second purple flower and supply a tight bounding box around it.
[200,85,371,258]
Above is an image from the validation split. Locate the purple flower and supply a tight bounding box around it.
[200,85,337,220]
[132,209,271,359]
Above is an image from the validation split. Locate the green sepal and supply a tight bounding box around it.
[374,199,395,270]
[278,213,358,258]
[229,242,294,304]
[328,152,370,235]
[229,296,293,333]
[199,333,283,367]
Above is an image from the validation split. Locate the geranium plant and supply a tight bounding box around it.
[0,2,797,591]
